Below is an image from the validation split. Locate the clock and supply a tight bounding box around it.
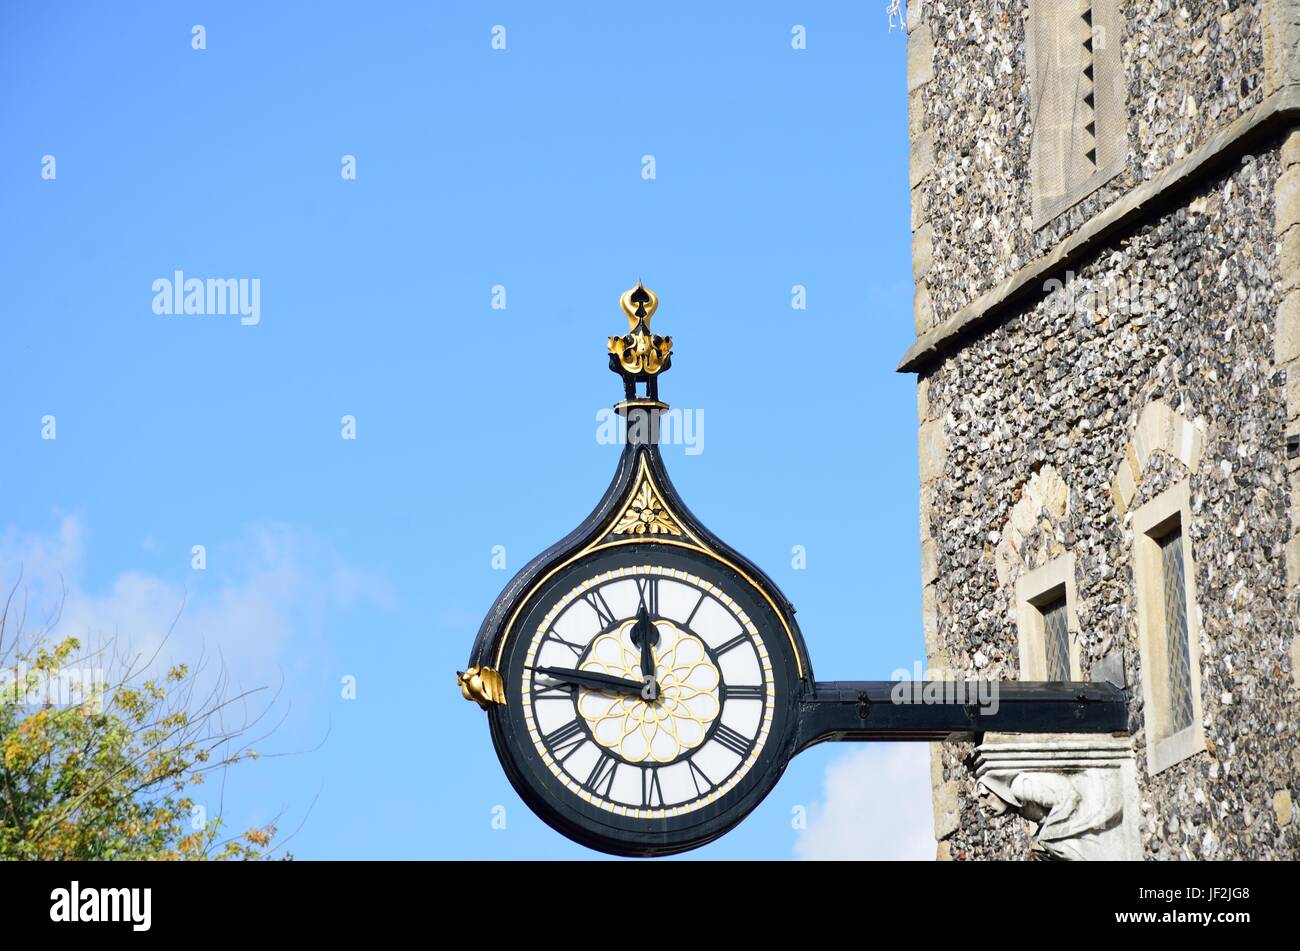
[457,282,1128,857]
[459,282,811,856]
[499,544,802,855]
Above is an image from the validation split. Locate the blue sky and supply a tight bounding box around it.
[0,2,931,859]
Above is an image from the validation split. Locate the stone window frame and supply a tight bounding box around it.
[1130,480,1206,776]
[1026,0,1128,228]
[1015,552,1082,682]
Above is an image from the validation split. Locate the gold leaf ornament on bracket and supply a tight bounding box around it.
[612,480,682,536]
[457,666,505,708]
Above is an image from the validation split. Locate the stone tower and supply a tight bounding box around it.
[901,0,1299,859]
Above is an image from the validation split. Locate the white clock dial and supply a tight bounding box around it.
[521,564,775,818]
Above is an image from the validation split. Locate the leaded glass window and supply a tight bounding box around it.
[1039,594,1070,682]
[1160,527,1194,733]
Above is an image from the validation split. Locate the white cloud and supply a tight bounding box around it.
[0,510,86,593]
[0,513,394,686]
[794,744,936,860]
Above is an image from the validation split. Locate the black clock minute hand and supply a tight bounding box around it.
[528,665,645,697]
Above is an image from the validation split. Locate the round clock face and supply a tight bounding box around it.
[490,546,800,855]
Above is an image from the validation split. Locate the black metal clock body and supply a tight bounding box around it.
[459,283,1128,858]
[468,433,812,856]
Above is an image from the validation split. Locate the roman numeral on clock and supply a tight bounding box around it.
[713,633,750,656]
[636,576,659,615]
[542,720,586,760]
[581,589,617,628]
[683,592,706,629]
[641,766,664,808]
[583,752,618,798]
[545,632,586,658]
[531,680,575,700]
[725,684,764,700]
[711,723,754,757]
[687,758,716,797]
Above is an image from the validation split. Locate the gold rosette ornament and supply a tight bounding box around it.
[612,481,681,536]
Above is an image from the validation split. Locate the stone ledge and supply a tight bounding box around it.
[897,86,1300,374]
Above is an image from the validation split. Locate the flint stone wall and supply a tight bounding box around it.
[910,0,1268,332]
[918,144,1299,859]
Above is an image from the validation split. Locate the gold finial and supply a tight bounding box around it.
[619,280,659,331]
[457,666,505,709]
[609,281,672,378]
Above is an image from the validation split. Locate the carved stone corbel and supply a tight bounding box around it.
[973,733,1141,860]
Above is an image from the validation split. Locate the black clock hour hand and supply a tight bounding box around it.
[635,605,656,680]
[528,665,646,697]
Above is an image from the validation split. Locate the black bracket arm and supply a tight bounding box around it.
[793,680,1129,754]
